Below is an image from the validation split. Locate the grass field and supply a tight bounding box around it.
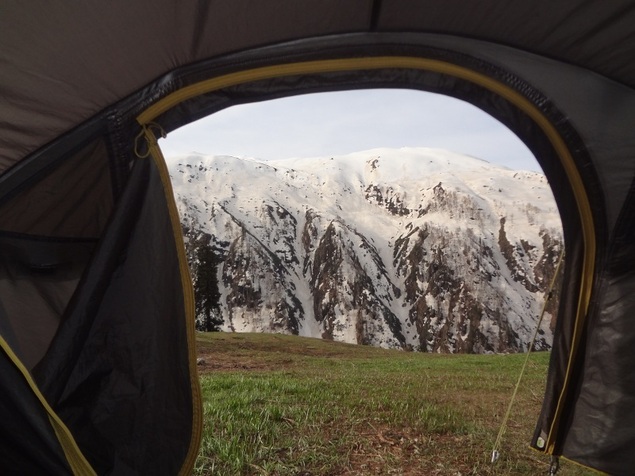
[194,332,594,475]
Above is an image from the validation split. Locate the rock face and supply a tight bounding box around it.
[171,147,563,353]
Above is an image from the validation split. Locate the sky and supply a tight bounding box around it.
[160,89,541,172]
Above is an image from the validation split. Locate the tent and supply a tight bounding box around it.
[1,2,634,474]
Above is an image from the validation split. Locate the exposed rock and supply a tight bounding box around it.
[173,148,563,353]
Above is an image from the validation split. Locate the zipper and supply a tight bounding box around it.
[0,335,96,475]
[139,125,203,475]
[136,55,597,454]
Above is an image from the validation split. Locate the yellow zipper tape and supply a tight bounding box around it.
[0,335,96,475]
[142,126,203,475]
[137,55,596,454]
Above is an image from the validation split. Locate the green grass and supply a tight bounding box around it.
[194,332,595,475]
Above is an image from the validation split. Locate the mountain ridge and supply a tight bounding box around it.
[171,147,563,353]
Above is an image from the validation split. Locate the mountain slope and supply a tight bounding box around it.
[171,147,563,353]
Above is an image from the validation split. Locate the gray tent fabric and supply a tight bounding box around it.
[1,2,635,474]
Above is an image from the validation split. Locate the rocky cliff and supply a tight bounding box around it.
[171,147,563,353]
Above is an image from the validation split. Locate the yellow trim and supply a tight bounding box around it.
[559,454,608,475]
[527,448,608,475]
[0,336,96,475]
[136,55,596,455]
[142,126,203,475]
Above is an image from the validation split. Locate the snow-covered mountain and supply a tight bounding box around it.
[170,147,563,353]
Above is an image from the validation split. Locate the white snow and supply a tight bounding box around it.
[169,147,562,352]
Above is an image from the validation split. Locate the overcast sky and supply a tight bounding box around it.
[161,89,541,172]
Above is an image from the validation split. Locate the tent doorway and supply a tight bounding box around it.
[158,88,563,355]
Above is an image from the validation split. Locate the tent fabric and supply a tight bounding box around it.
[0,137,111,370]
[31,153,198,474]
[2,1,635,172]
[1,2,635,474]
[0,340,76,475]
